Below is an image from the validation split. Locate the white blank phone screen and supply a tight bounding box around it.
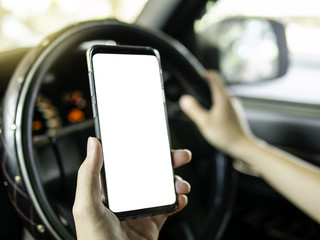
[92,52,176,213]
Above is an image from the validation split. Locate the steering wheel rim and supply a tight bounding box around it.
[0,20,236,239]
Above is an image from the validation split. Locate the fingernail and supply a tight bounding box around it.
[175,175,183,181]
[175,177,191,192]
[87,137,95,155]
[180,95,193,109]
[184,149,192,160]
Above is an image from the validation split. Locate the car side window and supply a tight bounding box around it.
[195,0,320,104]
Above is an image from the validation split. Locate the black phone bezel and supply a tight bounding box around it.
[86,44,177,220]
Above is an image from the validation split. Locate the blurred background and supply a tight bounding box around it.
[0,0,147,51]
[1,0,320,103]
[196,0,320,104]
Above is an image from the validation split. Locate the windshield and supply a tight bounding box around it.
[0,0,148,52]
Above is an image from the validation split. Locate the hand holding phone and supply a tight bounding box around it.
[86,45,177,220]
[73,136,191,240]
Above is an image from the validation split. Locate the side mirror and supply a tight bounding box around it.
[199,17,289,84]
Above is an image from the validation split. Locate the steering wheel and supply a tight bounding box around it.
[0,20,236,240]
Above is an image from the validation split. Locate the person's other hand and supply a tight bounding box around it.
[73,137,191,240]
[179,71,254,157]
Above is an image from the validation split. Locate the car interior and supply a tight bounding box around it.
[0,0,320,239]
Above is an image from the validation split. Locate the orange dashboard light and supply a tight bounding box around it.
[32,120,43,131]
[68,108,85,123]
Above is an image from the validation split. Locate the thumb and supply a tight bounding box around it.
[179,95,208,127]
[74,137,103,210]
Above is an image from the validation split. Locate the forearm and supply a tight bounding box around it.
[231,136,320,224]
[179,71,320,223]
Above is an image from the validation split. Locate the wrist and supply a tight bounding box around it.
[228,133,266,166]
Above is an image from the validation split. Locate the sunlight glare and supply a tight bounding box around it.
[2,0,51,15]
[56,0,112,19]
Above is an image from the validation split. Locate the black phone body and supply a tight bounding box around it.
[86,45,177,220]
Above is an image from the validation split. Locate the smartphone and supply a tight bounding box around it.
[86,45,177,220]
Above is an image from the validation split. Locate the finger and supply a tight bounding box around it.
[205,70,226,93]
[171,149,192,169]
[179,95,208,126]
[100,175,106,204]
[204,70,220,91]
[167,195,188,216]
[175,176,191,195]
[230,97,245,113]
[73,137,103,211]
[205,70,229,105]
[230,97,252,134]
